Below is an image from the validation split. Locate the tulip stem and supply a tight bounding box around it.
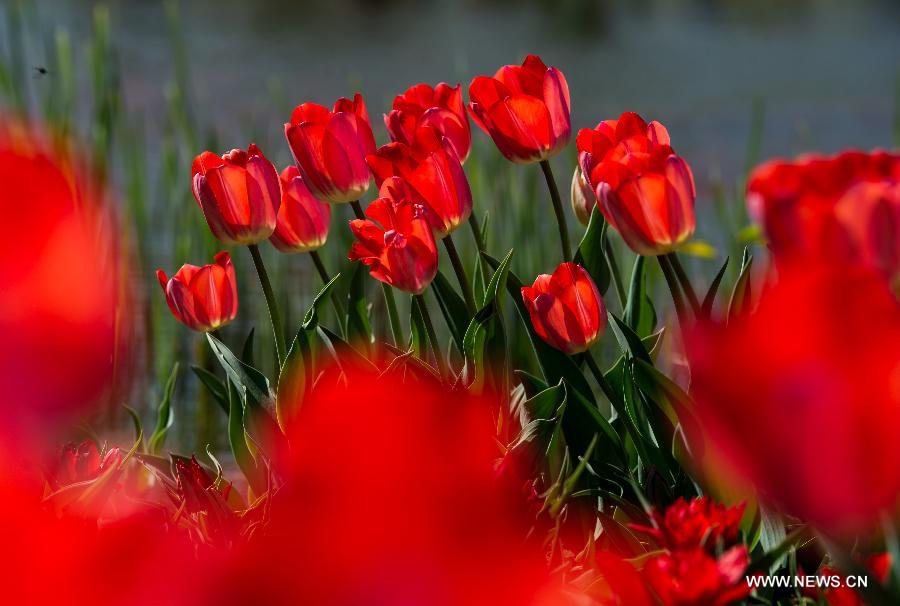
[539,159,573,261]
[248,244,286,370]
[468,212,492,285]
[658,254,690,330]
[414,293,448,382]
[382,284,404,347]
[665,252,701,315]
[309,250,346,326]
[443,234,478,315]
[604,236,628,309]
[349,199,366,220]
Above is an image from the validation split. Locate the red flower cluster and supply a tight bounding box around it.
[747,150,900,287]
[577,112,696,255]
[630,497,745,552]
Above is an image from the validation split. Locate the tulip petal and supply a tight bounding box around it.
[543,67,571,150]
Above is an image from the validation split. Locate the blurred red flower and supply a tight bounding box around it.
[469,55,571,164]
[643,546,750,606]
[348,177,439,294]
[270,165,331,253]
[367,138,472,238]
[45,440,120,491]
[191,144,281,245]
[577,112,696,255]
[630,497,745,553]
[0,118,124,437]
[385,82,471,163]
[819,553,891,606]
[688,265,900,535]
[157,251,238,332]
[521,262,606,355]
[285,93,376,204]
[747,150,900,287]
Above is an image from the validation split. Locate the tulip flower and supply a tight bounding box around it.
[348,177,438,295]
[385,82,471,163]
[570,165,595,226]
[688,265,900,536]
[367,139,472,239]
[630,497,745,553]
[468,55,571,164]
[284,93,376,204]
[270,166,331,253]
[577,112,696,256]
[747,150,900,287]
[191,144,281,245]
[157,251,238,332]
[643,546,751,606]
[521,262,606,355]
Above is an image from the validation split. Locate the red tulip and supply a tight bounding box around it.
[270,166,331,253]
[191,144,281,245]
[570,165,595,226]
[643,546,751,606]
[385,82,471,163]
[688,265,900,536]
[348,177,438,294]
[747,150,900,285]
[577,112,696,255]
[284,93,376,204]
[157,251,238,332]
[0,118,124,437]
[521,262,606,355]
[468,55,571,164]
[630,497,745,553]
[367,139,472,238]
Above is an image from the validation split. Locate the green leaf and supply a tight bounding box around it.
[728,246,754,322]
[623,256,657,338]
[241,327,256,367]
[409,295,428,360]
[431,270,469,353]
[227,380,264,495]
[701,256,729,318]
[149,363,178,455]
[191,366,229,414]
[608,313,653,364]
[206,334,272,408]
[276,330,309,432]
[123,405,143,449]
[346,262,374,351]
[574,206,611,296]
[462,250,513,394]
[302,272,342,330]
[317,326,378,374]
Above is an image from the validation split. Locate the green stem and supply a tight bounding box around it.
[658,254,689,330]
[382,284,403,347]
[666,252,701,315]
[442,234,477,315]
[248,244,286,369]
[414,293,448,381]
[584,350,621,408]
[349,199,365,220]
[539,159,573,261]
[468,212,491,285]
[309,250,345,325]
[604,236,627,309]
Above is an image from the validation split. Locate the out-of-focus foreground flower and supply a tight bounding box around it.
[689,265,900,536]
[0,119,127,438]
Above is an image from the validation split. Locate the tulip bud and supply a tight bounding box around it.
[157,251,238,332]
[577,112,696,255]
[284,93,376,204]
[367,139,472,238]
[348,177,438,294]
[570,165,595,226]
[385,82,471,163]
[270,166,331,253]
[468,55,571,164]
[191,144,281,245]
[521,262,606,355]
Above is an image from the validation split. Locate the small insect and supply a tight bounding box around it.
[33,66,49,77]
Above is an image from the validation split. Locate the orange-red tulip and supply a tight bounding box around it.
[385,82,471,163]
[191,144,281,245]
[688,265,900,536]
[270,166,331,253]
[284,93,376,204]
[468,55,571,164]
[747,150,900,286]
[577,112,696,255]
[157,251,238,332]
[521,262,606,355]
[367,139,472,238]
[348,177,438,294]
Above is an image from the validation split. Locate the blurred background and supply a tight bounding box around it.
[2,0,898,449]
